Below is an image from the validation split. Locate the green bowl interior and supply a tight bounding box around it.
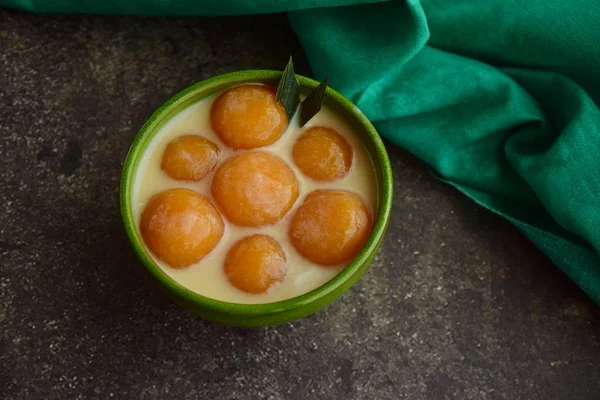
[120,70,393,317]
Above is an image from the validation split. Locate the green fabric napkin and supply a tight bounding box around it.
[4,0,600,305]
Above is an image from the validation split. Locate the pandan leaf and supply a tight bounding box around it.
[275,57,301,120]
[299,76,329,127]
[275,57,328,126]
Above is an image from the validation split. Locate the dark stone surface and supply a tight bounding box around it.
[0,8,599,400]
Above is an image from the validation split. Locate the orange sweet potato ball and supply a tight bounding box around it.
[292,126,353,181]
[161,135,220,181]
[224,234,288,294]
[140,188,224,268]
[210,85,288,150]
[211,152,299,227]
[289,190,372,266]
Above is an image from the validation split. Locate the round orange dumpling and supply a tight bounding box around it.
[292,126,353,181]
[140,188,224,268]
[224,234,287,294]
[289,190,372,266]
[210,85,288,150]
[161,135,220,181]
[211,152,299,227]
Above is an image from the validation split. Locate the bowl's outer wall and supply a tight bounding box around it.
[120,70,393,327]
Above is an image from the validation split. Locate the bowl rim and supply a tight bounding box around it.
[120,69,393,317]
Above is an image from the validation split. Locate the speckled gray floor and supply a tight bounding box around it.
[0,8,599,400]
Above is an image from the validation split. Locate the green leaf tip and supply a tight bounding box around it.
[299,76,329,127]
[275,57,329,126]
[275,57,300,120]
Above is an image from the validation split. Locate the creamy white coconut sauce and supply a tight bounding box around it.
[132,87,378,304]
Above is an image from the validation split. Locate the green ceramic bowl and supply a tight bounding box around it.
[120,70,393,327]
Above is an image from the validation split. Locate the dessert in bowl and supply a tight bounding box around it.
[120,69,392,326]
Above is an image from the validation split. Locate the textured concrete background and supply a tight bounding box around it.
[1,8,599,400]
